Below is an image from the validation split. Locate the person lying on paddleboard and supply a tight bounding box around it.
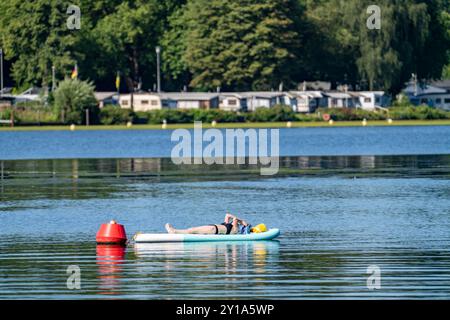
[165,213,252,235]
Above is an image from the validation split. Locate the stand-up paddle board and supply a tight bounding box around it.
[133,228,280,243]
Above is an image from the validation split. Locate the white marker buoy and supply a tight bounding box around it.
[286,121,292,128]
[126,121,132,128]
[211,120,217,127]
[328,119,334,125]
[162,119,167,129]
[362,118,367,126]
[70,124,76,131]
[387,118,393,124]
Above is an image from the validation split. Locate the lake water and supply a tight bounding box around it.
[0,126,450,299]
[1,125,450,159]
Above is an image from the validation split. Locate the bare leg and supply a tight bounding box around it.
[165,223,217,235]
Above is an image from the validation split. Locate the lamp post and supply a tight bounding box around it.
[52,65,56,92]
[155,46,161,93]
[412,73,417,96]
[0,48,3,97]
[344,84,348,108]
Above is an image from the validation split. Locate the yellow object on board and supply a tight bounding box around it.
[251,224,267,233]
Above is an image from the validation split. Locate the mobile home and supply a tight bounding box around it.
[239,92,284,111]
[119,93,163,111]
[219,93,247,111]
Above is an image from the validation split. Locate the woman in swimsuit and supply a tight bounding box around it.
[165,213,250,235]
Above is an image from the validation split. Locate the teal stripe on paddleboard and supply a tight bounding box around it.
[183,228,280,242]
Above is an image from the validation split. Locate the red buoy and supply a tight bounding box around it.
[96,220,127,245]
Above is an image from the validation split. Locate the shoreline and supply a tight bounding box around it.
[1,119,450,131]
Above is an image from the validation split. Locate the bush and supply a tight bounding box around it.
[0,108,12,121]
[315,105,450,121]
[246,105,296,122]
[133,111,150,124]
[140,108,246,124]
[389,105,450,120]
[12,108,58,124]
[295,113,318,122]
[138,106,295,124]
[14,100,46,109]
[146,109,194,124]
[53,78,99,124]
[100,105,134,124]
[186,109,246,123]
[1,101,58,125]
[388,96,450,120]
[391,95,415,108]
[317,107,388,121]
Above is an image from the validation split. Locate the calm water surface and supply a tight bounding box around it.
[0,125,449,159]
[0,126,450,299]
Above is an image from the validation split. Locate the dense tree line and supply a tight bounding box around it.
[0,0,449,94]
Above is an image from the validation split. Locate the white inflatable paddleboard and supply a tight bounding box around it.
[134,228,280,243]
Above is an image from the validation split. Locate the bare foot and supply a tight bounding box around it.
[165,223,175,234]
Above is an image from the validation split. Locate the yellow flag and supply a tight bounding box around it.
[116,73,120,91]
[71,64,78,79]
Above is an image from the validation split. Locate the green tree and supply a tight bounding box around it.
[92,0,184,92]
[439,0,450,78]
[443,65,450,79]
[53,79,98,124]
[161,6,191,90]
[300,0,359,86]
[73,0,125,89]
[0,0,79,90]
[177,0,303,91]
[415,0,450,81]
[354,0,431,92]
[301,0,450,92]
[1,0,449,94]
[93,1,158,92]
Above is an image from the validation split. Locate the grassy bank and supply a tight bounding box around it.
[1,119,450,131]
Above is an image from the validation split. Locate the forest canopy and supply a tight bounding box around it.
[0,0,449,94]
